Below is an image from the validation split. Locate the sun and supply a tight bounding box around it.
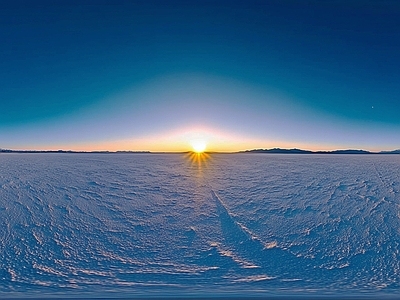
[191,140,207,153]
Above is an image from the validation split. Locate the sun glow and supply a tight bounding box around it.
[191,140,207,153]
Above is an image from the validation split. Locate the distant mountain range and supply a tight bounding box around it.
[240,148,400,154]
[0,149,150,154]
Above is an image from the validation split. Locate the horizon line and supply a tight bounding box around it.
[1,147,400,154]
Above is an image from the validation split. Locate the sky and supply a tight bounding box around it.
[1,0,400,152]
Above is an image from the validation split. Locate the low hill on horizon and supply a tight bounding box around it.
[240,148,400,154]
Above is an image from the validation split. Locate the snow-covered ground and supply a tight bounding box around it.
[0,153,399,298]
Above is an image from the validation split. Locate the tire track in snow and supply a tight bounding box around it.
[209,189,312,281]
[211,190,265,246]
[210,189,263,269]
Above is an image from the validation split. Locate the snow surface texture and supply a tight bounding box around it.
[0,153,399,298]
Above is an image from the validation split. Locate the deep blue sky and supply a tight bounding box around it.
[1,1,400,151]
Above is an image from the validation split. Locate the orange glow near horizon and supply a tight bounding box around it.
[13,126,369,153]
[13,140,377,153]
